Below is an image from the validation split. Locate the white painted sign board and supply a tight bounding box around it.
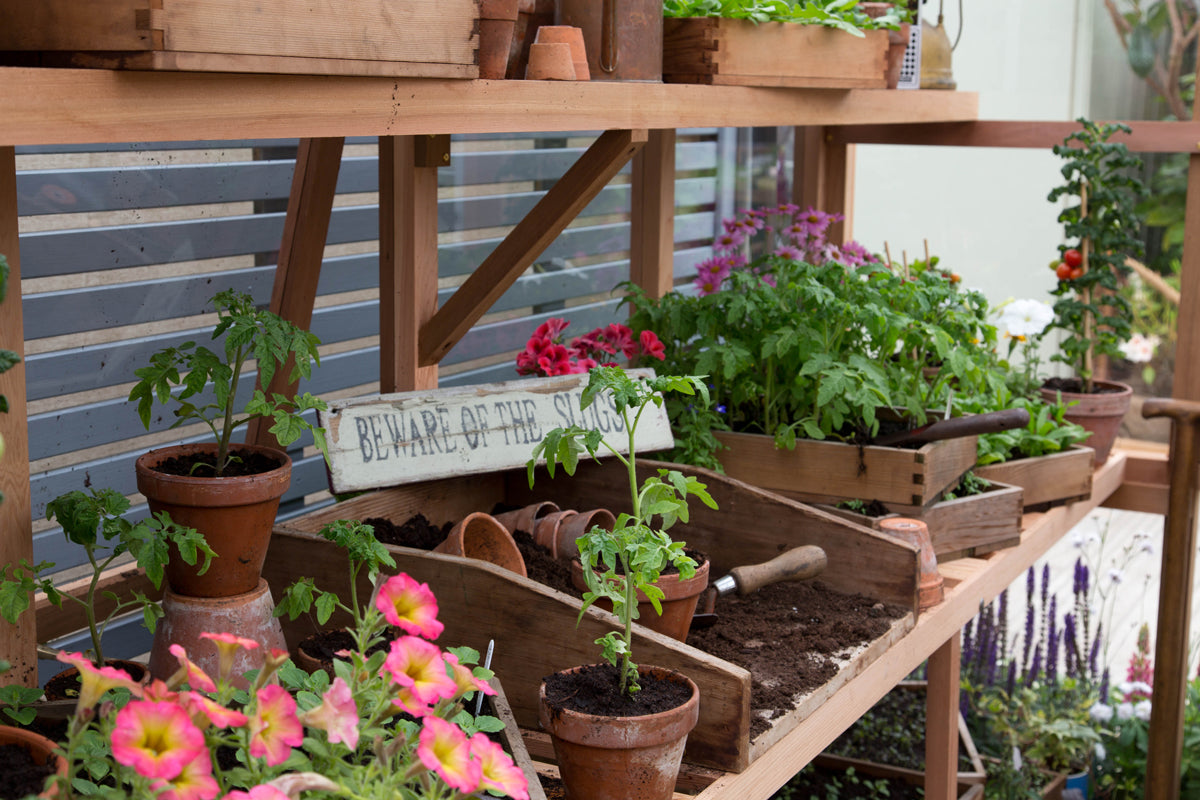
[320,370,675,494]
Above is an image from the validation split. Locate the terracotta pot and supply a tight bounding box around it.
[42,658,149,702]
[535,25,589,80]
[570,556,710,641]
[479,0,519,79]
[554,508,616,560]
[877,518,943,612]
[136,443,291,598]
[0,725,67,798]
[537,665,699,800]
[533,509,578,558]
[525,41,576,80]
[1039,380,1133,467]
[433,512,528,577]
[507,0,555,79]
[493,500,560,538]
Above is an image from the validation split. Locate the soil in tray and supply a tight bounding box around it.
[365,514,453,550]
[0,743,55,800]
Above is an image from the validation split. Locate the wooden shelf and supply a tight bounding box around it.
[0,67,977,145]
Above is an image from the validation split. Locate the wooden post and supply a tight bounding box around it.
[380,135,443,392]
[925,635,961,800]
[630,129,677,299]
[248,137,345,447]
[1173,148,1200,401]
[0,146,35,687]
[793,126,854,244]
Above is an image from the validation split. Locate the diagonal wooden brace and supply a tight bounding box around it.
[418,128,649,367]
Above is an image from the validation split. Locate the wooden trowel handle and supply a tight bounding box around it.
[872,408,1030,447]
[730,545,827,596]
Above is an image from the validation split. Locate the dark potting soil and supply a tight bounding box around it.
[0,743,55,800]
[539,774,566,800]
[686,581,906,738]
[514,530,574,591]
[837,498,891,517]
[151,448,285,478]
[364,514,453,550]
[299,629,395,663]
[42,660,148,702]
[542,663,692,719]
[1042,376,1124,394]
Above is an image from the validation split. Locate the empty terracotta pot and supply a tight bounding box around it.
[525,41,576,80]
[534,25,589,80]
[533,509,579,558]
[434,512,528,577]
[879,518,944,612]
[479,0,520,79]
[570,556,710,642]
[493,500,561,537]
[554,508,616,560]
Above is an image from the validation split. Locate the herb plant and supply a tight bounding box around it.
[129,289,329,477]
[965,391,1090,466]
[1046,120,1147,392]
[662,0,909,34]
[528,367,716,697]
[0,488,214,667]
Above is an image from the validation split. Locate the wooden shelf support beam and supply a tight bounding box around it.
[630,129,677,299]
[925,635,962,800]
[794,126,854,244]
[418,128,648,367]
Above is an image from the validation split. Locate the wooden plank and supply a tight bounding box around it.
[0,69,980,146]
[926,636,961,800]
[630,129,677,300]
[419,129,648,367]
[0,145,34,687]
[1177,151,1200,403]
[319,372,674,493]
[974,446,1094,509]
[832,119,1200,153]
[0,0,154,51]
[380,136,440,392]
[49,50,479,79]
[249,136,344,449]
[34,564,160,643]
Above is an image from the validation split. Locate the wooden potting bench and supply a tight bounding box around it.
[0,68,1195,798]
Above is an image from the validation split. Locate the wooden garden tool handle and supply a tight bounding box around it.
[725,545,827,596]
[872,408,1030,447]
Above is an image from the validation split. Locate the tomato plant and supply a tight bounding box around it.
[1062,248,1083,268]
[1056,262,1073,280]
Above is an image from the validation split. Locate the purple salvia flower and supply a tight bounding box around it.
[1047,595,1060,684]
[1027,648,1043,687]
[1099,666,1110,701]
[1089,622,1102,681]
[1005,661,1016,696]
[1063,613,1077,679]
[1022,603,1035,675]
[997,589,1009,674]
[1073,558,1083,596]
[962,616,976,675]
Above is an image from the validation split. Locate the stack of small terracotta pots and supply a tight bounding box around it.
[525,25,589,80]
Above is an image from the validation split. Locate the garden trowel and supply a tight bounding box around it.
[690,545,828,629]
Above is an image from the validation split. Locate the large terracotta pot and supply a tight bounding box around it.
[570,557,710,642]
[1039,380,1133,467]
[0,725,67,798]
[136,443,291,598]
[479,0,519,79]
[538,665,699,800]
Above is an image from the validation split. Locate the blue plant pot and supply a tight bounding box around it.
[1065,770,1089,799]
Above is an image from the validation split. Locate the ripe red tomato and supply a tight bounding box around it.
[1070,267,1084,280]
[1063,248,1083,268]
[1056,262,1073,280]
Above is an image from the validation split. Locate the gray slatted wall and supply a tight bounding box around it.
[15,129,734,661]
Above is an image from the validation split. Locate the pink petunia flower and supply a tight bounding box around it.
[247,685,304,767]
[376,573,444,640]
[384,636,458,707]
[443,652,496,701]
[168,644,217,694]
[417,716,481,794]
[151,748,219,800]
[198,632,259,685]
[111,700,207,781]
[179,691,247,730]
[299,676,359,749]
[471,733,530,800]
[56,651,144,713]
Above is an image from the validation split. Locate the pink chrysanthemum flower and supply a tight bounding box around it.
[151,748,219,800]
[773,245,803,261]
[299,676,359,749]
[179,691,247,730]
[168,644,217,694]
[384,636,458,707]
[247,685,304,767]
[418,716,481,794]
[376,573,444,640]
[56,651,144,713]
[712,228,746,253]
[839,240,876,267]
[471,733,530,800]
[198,632,259,685]
[111,700,207,781]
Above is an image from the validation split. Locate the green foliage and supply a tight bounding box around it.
[0,487,215,666]
[942,470,990,501]
[662,0,911,32]
[1046,120,1147,389]
[128,289,329,476]
[529,367,716,696]
[770,765,898,799]
[0,683,46,726]
[965,391,1090,466]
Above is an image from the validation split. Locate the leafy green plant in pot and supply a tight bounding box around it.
[1040,119,1148,466]
[529,367,713,800]
[129,288,329,598]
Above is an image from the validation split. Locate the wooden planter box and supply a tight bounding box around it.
[715,426,978,508]
[973,445,1094,510]
[0,0,479,77]
[266,457,919,775]
[818,479,1024,561]
[663,17,888,88]
[487,676,549,800]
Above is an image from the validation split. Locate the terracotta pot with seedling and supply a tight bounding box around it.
[529,367,714,800]
[1040,120,1147,466]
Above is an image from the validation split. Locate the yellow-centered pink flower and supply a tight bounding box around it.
[151,748,219,800]
[247,684,303,766]
[471,732,530,800]
[168,644,218,693]
[180,691,248,730]
[384,636,457,707]
[56,651,144,714]
[199,632,260,684]
[376,573,444,640]
[444,652,496,701]
[417,716,480,794]
[298,676,359,749]
[111,699,207,781]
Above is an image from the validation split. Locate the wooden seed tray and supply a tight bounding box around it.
[973,445,1094,510]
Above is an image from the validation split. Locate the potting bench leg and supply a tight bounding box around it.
[630,129,676,300]
[792,126,854,245]
[925,635,961,800]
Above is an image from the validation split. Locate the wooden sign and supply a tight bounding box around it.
[320,371,675,493]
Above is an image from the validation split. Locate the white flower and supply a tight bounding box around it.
[1071,531,1086,549]
[1119,333,1160,363]
[1117,702,1135,720]
[1012,746,1023,771]
[1135,700,1153,721]
[1140,541,1156,556]
[1108,568,1124,585]
[1095,742,1107,762]
[997,298,1054,338]
[1127,681,1153,697]
[1089,702,1114,722]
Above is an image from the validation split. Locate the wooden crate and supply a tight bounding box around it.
[714,427,978,508]
[973,445,1094,510]
[0,0,479,78]
[663,17,888,88]
[487,676,549,800]
[816,480,1024,561]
